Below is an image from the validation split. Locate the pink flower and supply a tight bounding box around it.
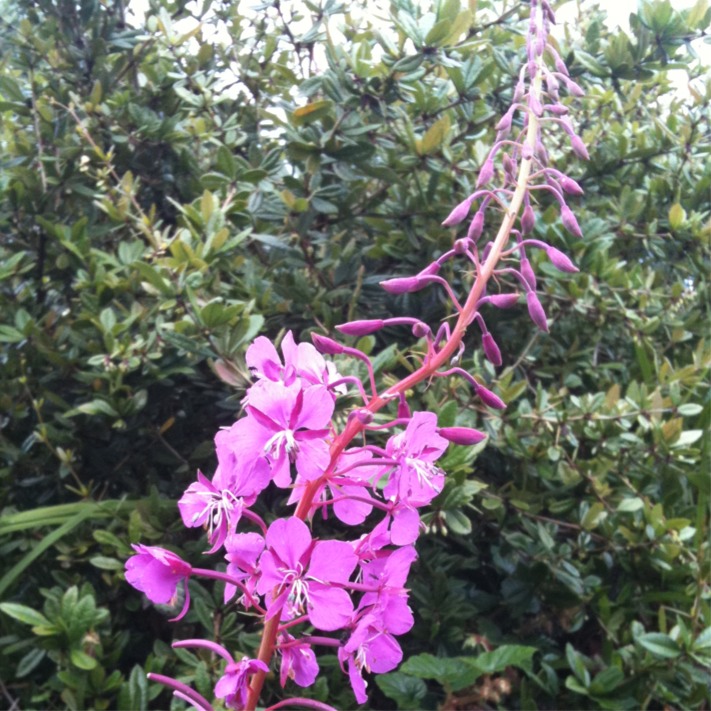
[221,380,334,488]
[124,545,192,619]
[339,613,404,704]
[278,633,319,688]
[223,532,265,605]
[257,517,357,630]
[384,412,449,506]
[214,656,269,710]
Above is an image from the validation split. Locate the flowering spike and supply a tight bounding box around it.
[482,332,503,366]
[561,205,583,238]
[437,426,487,445]
[546,246,579,273]
[526,291,549,332]
[335,320,385,337]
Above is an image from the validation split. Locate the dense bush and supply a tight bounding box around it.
[0,0,709,708]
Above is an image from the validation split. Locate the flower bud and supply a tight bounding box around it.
[546,246,578,273]
[529,94,543,117]
[311,333,345,354]
[545,103,569,116]
[521,204,535,234]
[350,408,373,425]
[454,238,471,255]
[475,382,506,410]
[419,261,441,277]
[488,293,520,309]
[412,321,431,339]
[442,197,473,227]
[561,205,583,238]
[467,210,486,241]
[482,332,503,366]
[380,276,426,294]
[438,426,487,445]
[476,158,495,188]
[570,135,589,160]
[526,291,549,332]
[335,320,385,337]
[566,79,585,97]
[521,144,534,160]
[520,256,537,290]
[560,176,584,196]
[496,107,514,134]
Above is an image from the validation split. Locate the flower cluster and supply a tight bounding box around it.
[124,1,586,709]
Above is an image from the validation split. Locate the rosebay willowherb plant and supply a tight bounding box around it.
[124,1,589,708]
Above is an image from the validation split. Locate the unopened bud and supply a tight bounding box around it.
[475,382,506,410]
[566,79,585,97]
[496,107,514,134]
[482,332,503,366]
[488,293,520,309]
[380,276,426,294]
[545,103,569,116]
[526,292,549,332]
[476,158,495,188]
[412,322,431,339]
[351,408,373,425]
[561,205,583,238]
[336,320,385,336]
[454,238,471,255]
[467,210,486,241]
[560,176,584,195]
[311,333,345,354]
[438,426,487,445]
[546,246,579,273]
[442,197,473,227]
[520,257,537,290]
[521,205,535,234]
[521,144,533,160]
[419,261,441,277]
[570,135,589,161]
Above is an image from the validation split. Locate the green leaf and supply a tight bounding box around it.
[636,633,681,658]
[70,648,98,670]
[470,645,537,675]
[376,672,427,709]
[400,653,481,691]
[0,602,51,627]
[16,648,46,678]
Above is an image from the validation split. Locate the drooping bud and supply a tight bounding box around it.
[442,197,473,227]
[560,176,584,195]
[380,276,426,294]
[311,333,346,355]
[565,79,585,97]
[350,408,374,425]
[561,205,583,238]
[520,256,537,290]
[487,293,520,309]
[335,320,386,336]
[529,93,543,117]
[476,158,495,188]
[526,291,549,332]
[546,246,579,273]
[521,204,536,234]
[545,103,569,116]
[467,210,486,241]
[475,382,506,410]
[397,394,411,420]
[570,135,589,161]
[438,426,487,445]
[412,321,431,339]
[482,332,503,366]
[454,238,471,255]
[419,261,442,277]
[496,107,515,134]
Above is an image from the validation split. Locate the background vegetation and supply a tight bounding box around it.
[0,0,709,708]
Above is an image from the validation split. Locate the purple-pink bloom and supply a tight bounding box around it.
[214,656,269,710]
[223,380,334,488]
[278,633,319,688]
[383,412,448,506]
[223,532,265,605]
[257,517,357,630]
[339,613,404,704]
[125,545,192,618]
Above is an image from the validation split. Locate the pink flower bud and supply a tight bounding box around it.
[529,94,543,117]
[488,293,520,308]
[350,408,373,424]
[311,333,345,354]
[475,382,506,410]
[546,246,579,273]
[521,144,533,160]
[520,257,537,290]
[336,320,385,336]
[545,103,569,116]
[467,210,486,241]
[560,176,584,195]
[482,332,503,366]
[438,426,487,445]
[419,261,441,277]
[570,135,589,160]
[521,205,536,234]
[561,205,583,238]
[380,276,426,294]
[566,79,585,97]
[526,291,549,332]
[442,197,473,227]
[476,158,495,188]
[454,238,470,255]
[412,322,431,339]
